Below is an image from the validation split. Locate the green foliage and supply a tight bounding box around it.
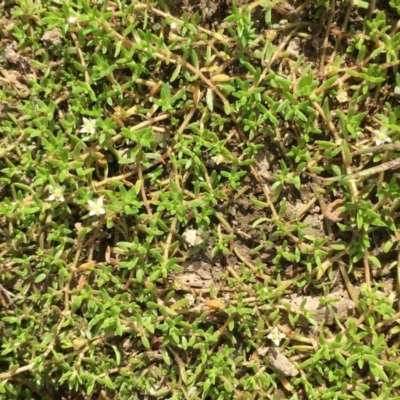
[1,0,400,399]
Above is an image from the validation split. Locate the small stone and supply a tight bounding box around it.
[287,37,300,58]
[4,44,19,64]
[41,29,62,45]
[268,348,299,376]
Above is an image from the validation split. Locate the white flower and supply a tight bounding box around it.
[336,88,349,103]
[67,16,77,25]
[182,228,205,247]
[80,118,97,135]
[88,197,105,216]
[187,386,197,399]
[211,154,230,165]
[47,185,66,202]
[267,327,286,347]
[388,291,397,305]
[373,128,392,146]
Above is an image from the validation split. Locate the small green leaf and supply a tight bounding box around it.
[103,375,114,389]
[223,379,233,393]
[141,334,150,349]
[368,255,381,268]
[35,273,47,283]
[206,88,214,111]
[252,217,270,227]
[161,347,171,365]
